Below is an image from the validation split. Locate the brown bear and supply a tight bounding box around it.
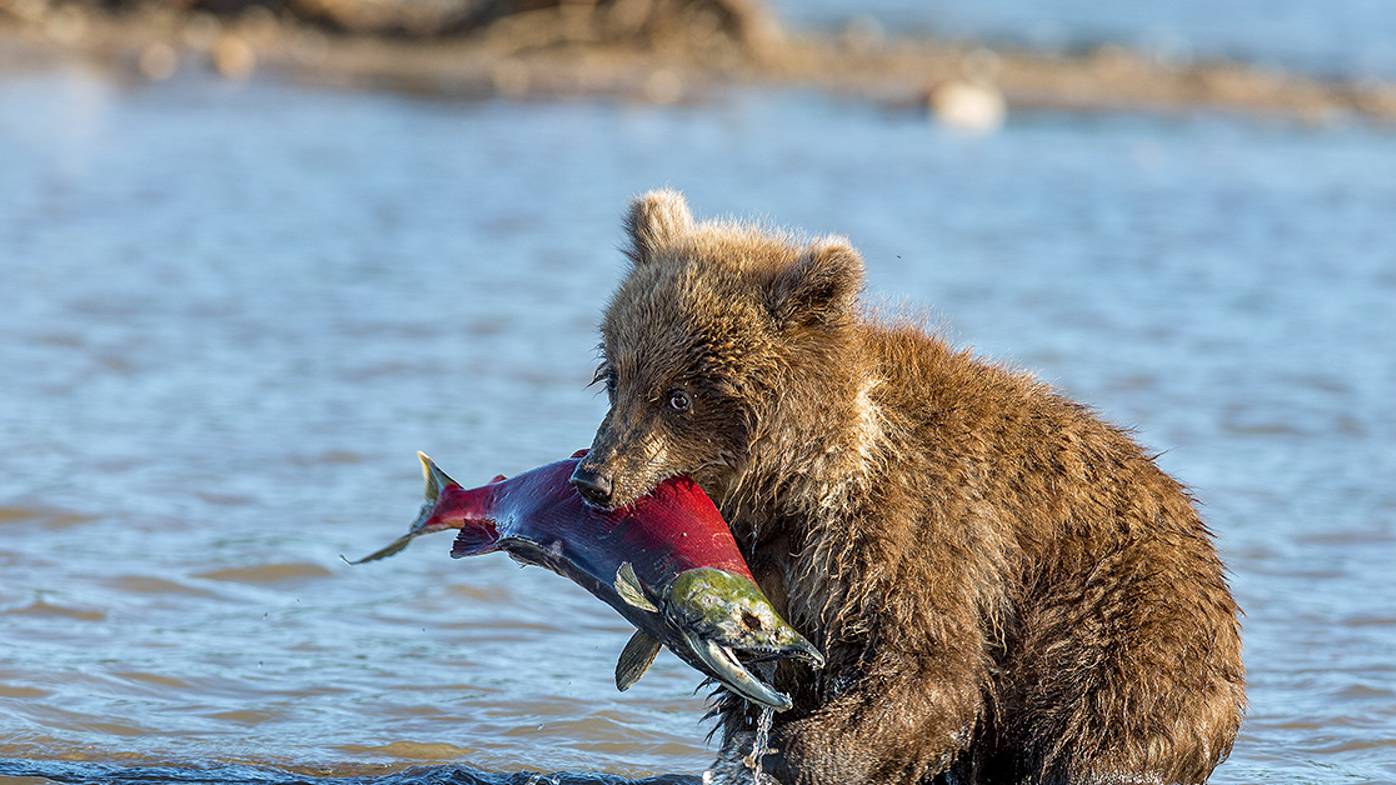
[570,190,1245,785]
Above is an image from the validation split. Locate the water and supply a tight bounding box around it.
[773,0,1396,80]
[1,62,1395,784]
[744,708,774,785]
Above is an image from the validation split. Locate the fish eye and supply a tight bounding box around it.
[667,389,691,413]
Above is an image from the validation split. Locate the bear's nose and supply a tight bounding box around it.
[570,464,614,508]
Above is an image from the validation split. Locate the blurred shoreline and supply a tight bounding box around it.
[4,1,1396,123]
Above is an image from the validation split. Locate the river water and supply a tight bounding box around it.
[1,57,1394,785]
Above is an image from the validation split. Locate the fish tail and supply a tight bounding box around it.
[417,452,501,557]
[347,453,500,566]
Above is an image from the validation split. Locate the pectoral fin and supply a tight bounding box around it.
[615,562,659,613]
[614,629,662,691]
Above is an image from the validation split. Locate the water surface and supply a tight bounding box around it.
[1,66,1394,783]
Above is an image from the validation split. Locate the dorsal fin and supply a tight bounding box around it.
[615,629,662,691]
[614,562,659,613]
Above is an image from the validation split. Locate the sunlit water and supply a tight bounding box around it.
[1,64,1394,784]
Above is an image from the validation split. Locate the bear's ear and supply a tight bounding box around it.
[624,189,694,266]
[766,236,864,329]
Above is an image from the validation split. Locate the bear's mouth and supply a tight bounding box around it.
[682,631,824,711]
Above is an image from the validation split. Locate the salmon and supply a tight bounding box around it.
[348,451,822,710]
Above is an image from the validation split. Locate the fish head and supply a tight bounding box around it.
[665,567,824,710]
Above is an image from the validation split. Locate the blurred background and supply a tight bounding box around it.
[1,1,1393,784]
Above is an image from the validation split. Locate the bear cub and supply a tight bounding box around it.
[573,190,1244,785]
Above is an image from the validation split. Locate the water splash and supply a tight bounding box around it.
[742,707,774,785]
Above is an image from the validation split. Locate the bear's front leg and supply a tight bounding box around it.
[712,652,983,785]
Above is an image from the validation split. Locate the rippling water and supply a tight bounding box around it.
[0,760,693,784]
[1,64,1394,784]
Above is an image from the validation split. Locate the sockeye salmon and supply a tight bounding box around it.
[349,451,822,710]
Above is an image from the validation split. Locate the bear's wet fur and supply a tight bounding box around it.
[577,190,1245,784]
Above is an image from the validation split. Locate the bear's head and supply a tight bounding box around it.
[570,189,864,511]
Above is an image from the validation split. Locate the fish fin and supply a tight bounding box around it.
[418,452,462,503]
[570,449,589,458]
[615,629,662,692]
[450,519,500,558]
[490,474,507,483]
[615,562,659,613]
[342,533,416,565]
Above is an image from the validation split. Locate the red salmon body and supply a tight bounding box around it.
[351,451,820,710]
[433,457,754,588]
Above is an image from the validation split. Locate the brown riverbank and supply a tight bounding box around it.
[4,0,1396,123]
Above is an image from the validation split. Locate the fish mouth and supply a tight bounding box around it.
[683,630,824,711]
[660,567,825,711]
[739,637,825,668]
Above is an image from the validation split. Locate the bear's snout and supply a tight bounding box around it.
[570,463,615,508]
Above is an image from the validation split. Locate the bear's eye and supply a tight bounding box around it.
[667,389,691,414]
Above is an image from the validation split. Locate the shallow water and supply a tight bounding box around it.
[1,64,1394,784]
